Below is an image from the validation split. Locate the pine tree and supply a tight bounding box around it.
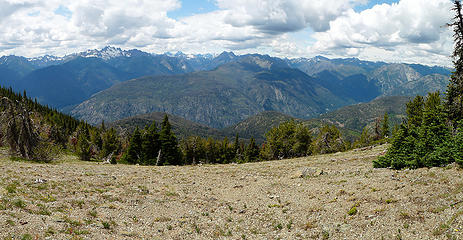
[76,125,92,161]
[292,123,312,156]
[381,112,390,138]
[373,125,419,169]
[122,127,142,164]
[453,120,463,165]
[233,133,241,162]
[354,126,372,148]
[312,125,346,154]
[158,115,181,165]
[244,137,259,162]
[101,128,121,158]
[417,92,452,167]
[406,95,424,128]
[447,0,463,126]
[141,121,160,165]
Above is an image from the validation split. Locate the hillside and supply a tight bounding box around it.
[108,112,225,140]
[1,145,462,239]
[71,56,352,127]
[289,57,451,100]
[222,111,295,142]
[318,96,410,131]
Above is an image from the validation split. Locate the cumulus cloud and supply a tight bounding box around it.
[217,0,365,33]
[310,0,453,66]
[0,0,455,66]
[0,0,181,56]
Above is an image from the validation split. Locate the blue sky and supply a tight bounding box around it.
[0,0,454,66]
[167,0,218,19]
[167,0,401,19]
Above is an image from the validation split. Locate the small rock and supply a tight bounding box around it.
[299,167,324,178]
[34,178,47,184]
[268,195,279,199]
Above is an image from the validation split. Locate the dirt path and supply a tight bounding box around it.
[0,145,462,239]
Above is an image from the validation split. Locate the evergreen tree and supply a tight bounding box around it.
[158,115,181,165]
[374,92,452,169]
[244,137,259,162]
[89,128,103,151]
[292,123,312,156]
[446,0,463,125]
[263,120,311,160]
[312,125,346,154]
[141,121,160,165]
[406,95,424,128]
[122,127,142,164]
[354,126,372,148]
[101,128,121,158]
[416,92,452,167]
[373,125,419,169]
[76,125,92,161]
[453,120,463,165]
[233,133,241,162]
[381,112,390,138]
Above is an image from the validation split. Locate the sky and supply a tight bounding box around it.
[0,0,455,66]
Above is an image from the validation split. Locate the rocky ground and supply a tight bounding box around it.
[0,145,462,239]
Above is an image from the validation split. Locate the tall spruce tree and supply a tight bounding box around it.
[447,0,463,126]
[417,92,452,167]
[76,124,92,161]
[141,121,160,165]
[244,137,259,162]
[159,115,181,165]
[101,128,121,158]
[122,127,142,164]
[381,112,390,138]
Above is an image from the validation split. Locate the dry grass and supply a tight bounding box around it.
[0,145,462,239]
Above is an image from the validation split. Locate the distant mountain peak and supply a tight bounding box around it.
[73,46,132,60]
[28,55,64,63]
[216,51,236,59]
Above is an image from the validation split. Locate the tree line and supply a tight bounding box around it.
[0,83,395,165]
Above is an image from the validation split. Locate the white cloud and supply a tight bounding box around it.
[0,0,455,67]
[310,0,454,66]
[216,0,365,33]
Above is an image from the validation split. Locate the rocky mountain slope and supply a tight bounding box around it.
[71,56,351,128]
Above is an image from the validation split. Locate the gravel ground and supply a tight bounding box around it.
[0,144,462,239]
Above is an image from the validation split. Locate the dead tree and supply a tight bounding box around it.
[0,97,38,159]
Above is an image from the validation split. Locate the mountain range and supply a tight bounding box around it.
[0,46,452,131]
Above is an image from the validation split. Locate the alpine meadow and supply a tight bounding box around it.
[0,0,463,239]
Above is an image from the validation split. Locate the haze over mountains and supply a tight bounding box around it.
[0,46,451,130]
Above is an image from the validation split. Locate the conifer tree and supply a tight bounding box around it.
[292,123,312,156]
[354,126,372,148]
[101,128,121,158]
[233,133,241,162]
[312,125,346,154]
[406,96,424,128]
[122,127,142,164]
[244,137,259,162]
[76,125,92,161]
[447,0,463,125]
[141,121,160,165]
[453,120,463,165]
[158,115,181,165]
[381,112,390,138]
[416,92,452,167]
